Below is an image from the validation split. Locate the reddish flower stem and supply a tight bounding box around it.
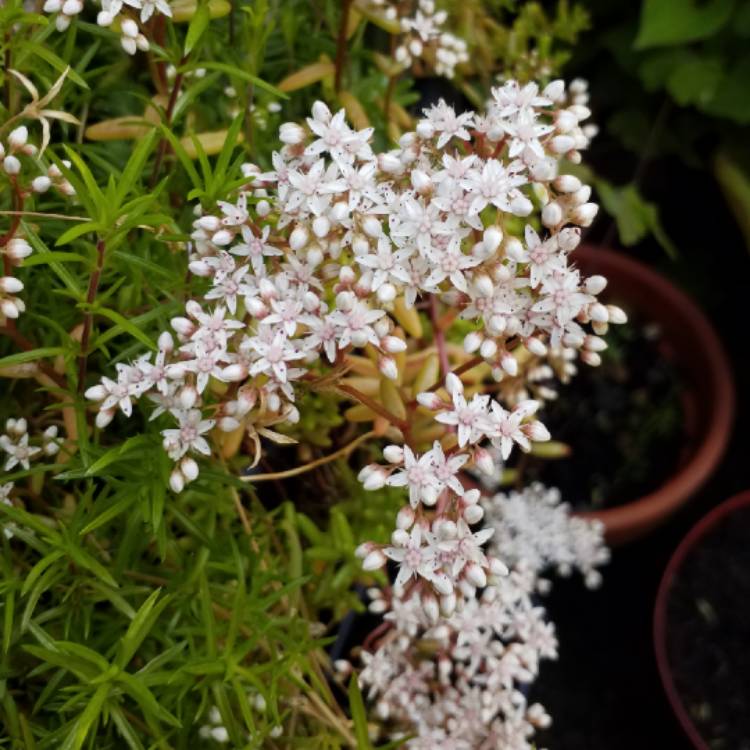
[77,239,106,393]
[334,0,353,93]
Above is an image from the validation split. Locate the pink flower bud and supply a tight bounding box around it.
[221,363,248,382]
[396,505,415,529]
[85,384,107,401]
[473,447,494,476]
[181,457,199,482]
[362,549,387,571]
[169,468,185,493]
[463,331,483,353]
[6,238,32,260]
[445,372,463,396]
[465,563,487,588]
[440,592,456,616]
[378,356,398,381]
[463,503,484,524]
[423,594,439,623]
[0,277,23,294]
[390,528,409,547]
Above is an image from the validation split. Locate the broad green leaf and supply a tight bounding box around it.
[181,61,288,98]
[61,683,109,750]
[0,347,64,368]
[184,0,210,54]
[89,305,156,350]
[79,493,138,534]
[348,676,373,749]
[20,40,89,88]
[666,57,723,106]
[635,0,734,48]
[116,589,172,668]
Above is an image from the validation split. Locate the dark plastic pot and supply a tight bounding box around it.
[572,246,735,545]
[653,490,750,749]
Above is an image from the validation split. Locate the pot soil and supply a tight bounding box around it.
[543,246,733,544]
[523,314,685,511]
[654,491,750,749]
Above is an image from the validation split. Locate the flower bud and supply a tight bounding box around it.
[607,304,628,324]
[391,528,409,547]
[8,127,28,149]
[463,331,483,353]
[589,302,609,323]
[445,372,463,396]
[85,384,107,401]
[3,155,21,175]
[465,563,487,588]
[482,226,503,254]
[0,277,23,294]
[473,447,494,476]
[396,504,415,529]
[279,122,306,145]
[181,457,199,482]
[510,194,533,216]
[362,216,382,238]
[440,591,456,616]
[423,593,439,624]
[550,135,575,154]
[489,557,509,577]
[580,350,602,367]
[479,338,497,359]
[501,351,518,377]
[363,466,388,491]
[95,409,115,428]
[169,468,185,493]
[312,215,330,238]
[553,174,582,193]
[376,282,396,303]
[463,503,484,524]
[584,274,607,295]
[212,229,232,246]
[1,298,19,318]
[362,549,387,571]
[5,238,32,260]
[289,225,308,251]
[541,201,563,228]
[378,355,398,381]
[411,169,432,194]
[525,336,547,357]
[416,120,435,139]
[311,100,331,122]
[120,18,139,38]
[570,202,599,227]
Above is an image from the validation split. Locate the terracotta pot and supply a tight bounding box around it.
[572,246,734,544]
[653,490,750,749]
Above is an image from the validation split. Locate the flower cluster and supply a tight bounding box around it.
[355,483,608,749]
[0,418,60,473]
[2,72,77,322]
[361,0,468,79]
[198,694,282,745]
[42,0,170,53]
[396,0,469,78]
[482,482,609,589]
[86,80,619,595]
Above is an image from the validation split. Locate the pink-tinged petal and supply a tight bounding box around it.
[383,547,406,563]
[193,437,211,456]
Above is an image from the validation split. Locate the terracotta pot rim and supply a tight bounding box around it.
[572,246,735,543]
[653,490,750,750]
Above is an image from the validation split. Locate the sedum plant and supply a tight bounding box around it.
[1,1,620,748]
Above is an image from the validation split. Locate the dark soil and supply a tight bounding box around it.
[666,509,750,748]
[521,319,685,510]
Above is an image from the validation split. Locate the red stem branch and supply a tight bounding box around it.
[77,239,106,393]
